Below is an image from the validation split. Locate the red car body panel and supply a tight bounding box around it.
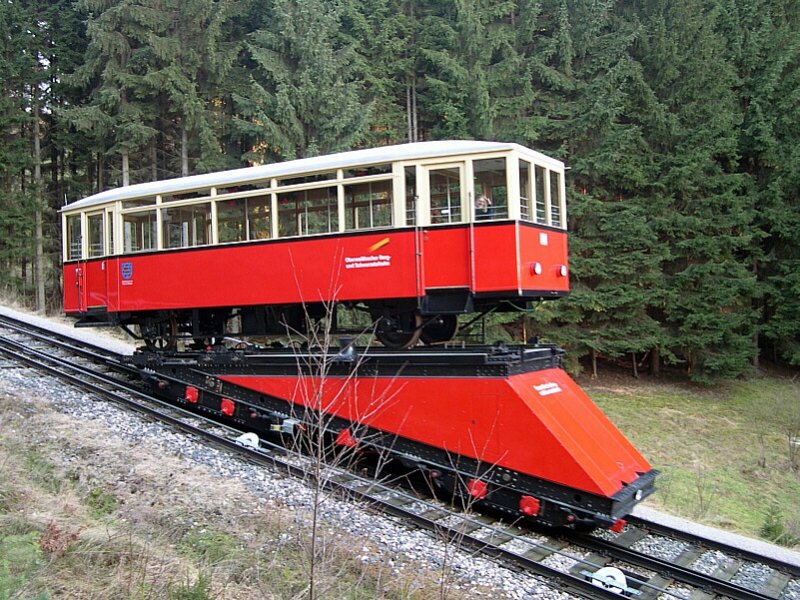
[217,367,651,498]
[63,222,569,315]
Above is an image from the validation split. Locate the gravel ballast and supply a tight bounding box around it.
[0,305,577,600]
[2,303,799,599]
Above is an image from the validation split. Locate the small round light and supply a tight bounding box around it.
[530,262,542,275]
[558,265,568,277]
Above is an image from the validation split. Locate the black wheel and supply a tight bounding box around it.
[420,314,459,345]
[141,316,178,351]
[374,311,422,349]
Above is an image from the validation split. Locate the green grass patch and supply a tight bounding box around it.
[167,575,213,600]
[84,487,117,518]
[588,376,800,544]
[23,449,61,495]
[0,532,44,600]
[177,529,240,565]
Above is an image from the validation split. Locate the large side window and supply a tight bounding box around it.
[473,158,507,220]
[123,211,157,252]
[66,214,82,260]
[428,167,462,224]
[534,165,547,224]
[278,187,337,237]
[247,195,272,239]
[218,195,272,242]
[162,204,211,249]
[217,199,247,243]
[550,170,563,227]
[87,213,104,257]
[344,180,392,231]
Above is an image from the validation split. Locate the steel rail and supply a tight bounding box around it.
[0,322,623,600]
[1,314,796,600]
[625,516,800,578]
[569,532,780,600]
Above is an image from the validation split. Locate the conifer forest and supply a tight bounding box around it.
[1,0,798,382]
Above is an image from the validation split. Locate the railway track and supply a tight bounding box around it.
[1,313,798,600]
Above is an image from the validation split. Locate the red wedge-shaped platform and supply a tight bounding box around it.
[130,343,656,526]
[218,366,649,498]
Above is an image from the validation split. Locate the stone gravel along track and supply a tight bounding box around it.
[0,320,577,599]
[2,304,800,599]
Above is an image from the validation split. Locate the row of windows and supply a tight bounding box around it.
[114,163,396,210]
[65,155,565,260]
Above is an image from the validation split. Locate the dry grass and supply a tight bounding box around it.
[583,371,800,546]
[0,387,475,599]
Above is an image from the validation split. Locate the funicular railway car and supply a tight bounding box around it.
[61,141,570,348]
[62,141,657,528]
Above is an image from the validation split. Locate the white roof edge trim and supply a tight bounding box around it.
[62,140,565,213]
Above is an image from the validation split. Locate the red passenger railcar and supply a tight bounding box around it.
[62,141,569,348]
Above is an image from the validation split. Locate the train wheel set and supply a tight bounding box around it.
[128,341,657,529]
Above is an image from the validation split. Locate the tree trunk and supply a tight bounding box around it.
[33,100,45,312]
[181,127,189,176]
[122,150,130,186]
[97,153,104,192]
[631,352,638,378]
[650,345,661,376]
[406,78,419,143]
[411,77,418,142]
[752,255,760,367]
[151,139,158,181]
[752,330,760,368]
[406,81,413,142]
[591,348,598,379]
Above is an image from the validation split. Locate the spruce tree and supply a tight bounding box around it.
[0,0,39,293]
[719,0,800,365]
[63,0,160,186]
[634,0,757,381]
[64,0,240,185]
[234,0,368,160]
[525,1,665,376]
[340,0,409,144]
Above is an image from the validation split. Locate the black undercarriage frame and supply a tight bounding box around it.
[128,343,657,528]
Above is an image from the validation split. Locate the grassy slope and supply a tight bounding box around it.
[584,372,800,545]
[0,390,475,600]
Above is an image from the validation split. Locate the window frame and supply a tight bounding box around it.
[61,146,568,263]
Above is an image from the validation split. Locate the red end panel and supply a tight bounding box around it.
[505,370,651,495]
[83,260,108,309]
[62,265,81,313]
[62,258,120,314]
[518,226,570,294]
[472,224,519,292]
[218,367,651,498]
[114,232,419,313]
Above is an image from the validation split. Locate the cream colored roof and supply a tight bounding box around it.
[62,140,562,212]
